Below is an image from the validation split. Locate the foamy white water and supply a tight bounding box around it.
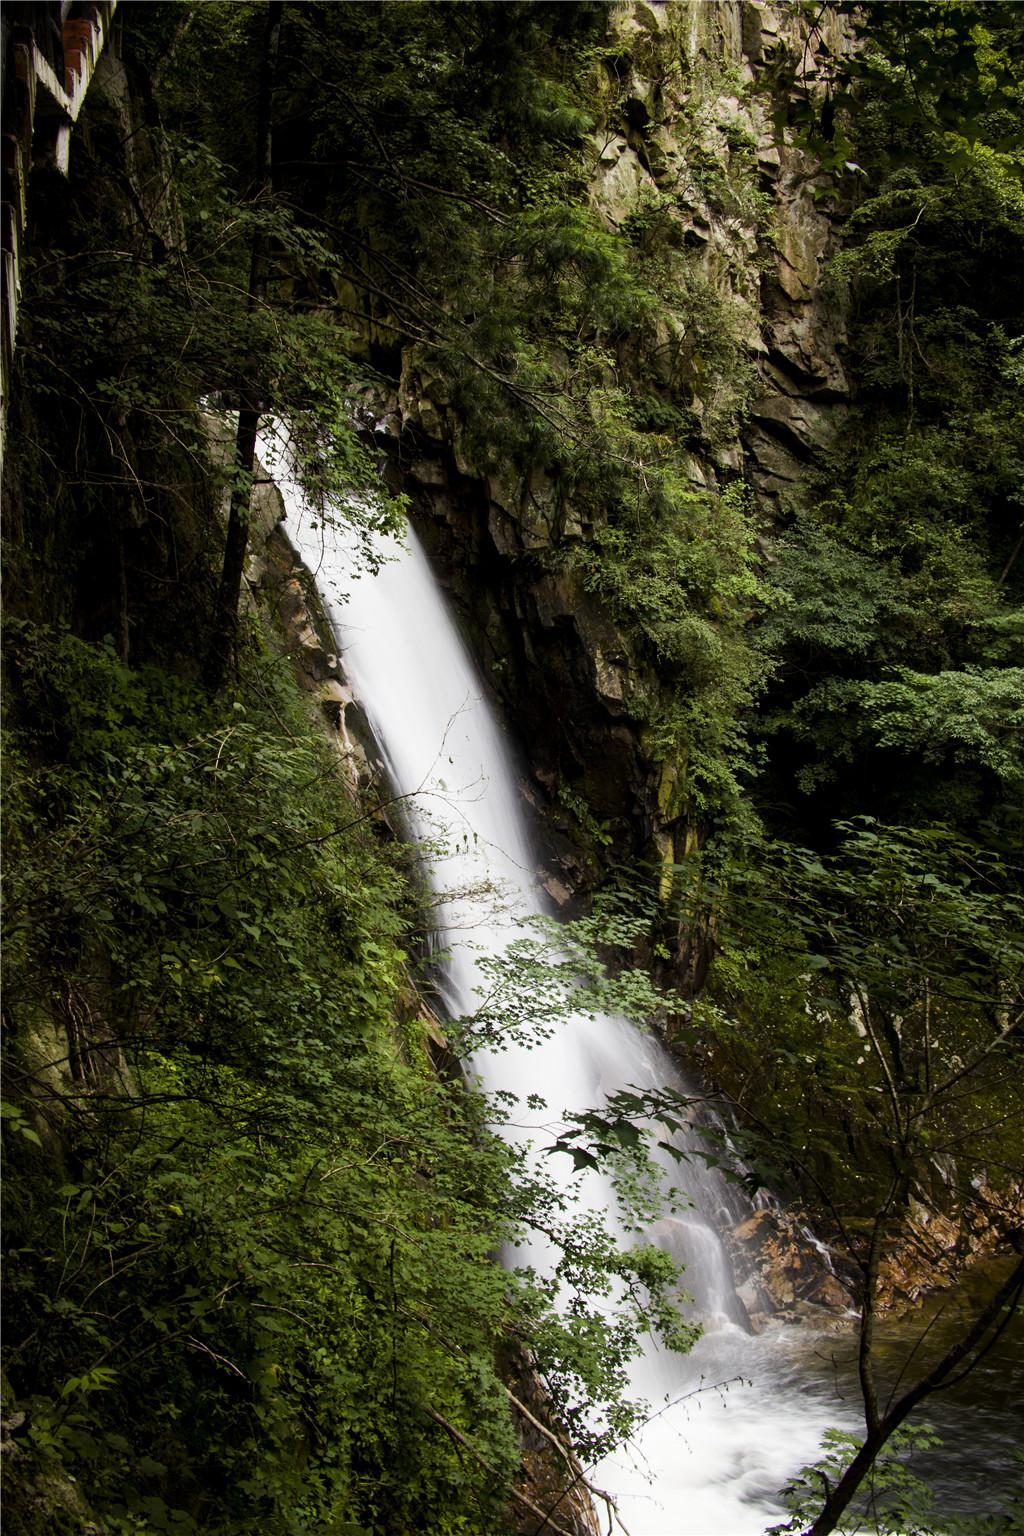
[262,430,856,1535]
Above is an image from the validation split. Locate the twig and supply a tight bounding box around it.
[422,1406,578,1536]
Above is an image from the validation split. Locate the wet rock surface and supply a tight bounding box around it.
[378,1,855,891]
[729,1190,1024,1331]
[729,1208,856,1330]
[870,1186,1024,1318]
[262,527,388,801]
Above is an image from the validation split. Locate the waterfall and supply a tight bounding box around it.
[264,435,857,1535]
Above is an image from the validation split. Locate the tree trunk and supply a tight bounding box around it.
[204,0,283,693]
[805,1255,1024,1535]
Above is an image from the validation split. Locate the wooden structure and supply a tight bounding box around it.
[1,1,117,453]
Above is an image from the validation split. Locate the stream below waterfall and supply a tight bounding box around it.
[264,437,1021,1535]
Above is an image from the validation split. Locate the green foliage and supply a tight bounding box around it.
[672,821,1024,1220]
[6,13,405,658]
[579,480,764,677]
[763,3,1024,184]
[772,1425,1024,1536]
[555,783,615,850]
[751,3,1024,847]
[8,3,1024,1527]
[1,620,699,1530]
[136,0,767,824]
[758,488,1023,824]
[2,630,500,1529]
[759,516,910,664]
[771,1424,942,1535]
[856,665,1024,781]
[571,468,769,820]
[456,891,684,1059]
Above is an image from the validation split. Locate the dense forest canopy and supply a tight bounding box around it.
[1,2,1022,1533]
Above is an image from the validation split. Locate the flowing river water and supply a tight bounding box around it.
[264,438,1021,1534]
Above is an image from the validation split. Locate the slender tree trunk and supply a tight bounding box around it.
[998,522,1023,586]
[205,0,283,693]
[116,529,130,663]
[805,1256,1024,1535]
[857,1187,897,1440]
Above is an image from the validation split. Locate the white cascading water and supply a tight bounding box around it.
[263,433,857,1535]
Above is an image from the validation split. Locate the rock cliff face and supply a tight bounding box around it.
[370,0,853,899]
